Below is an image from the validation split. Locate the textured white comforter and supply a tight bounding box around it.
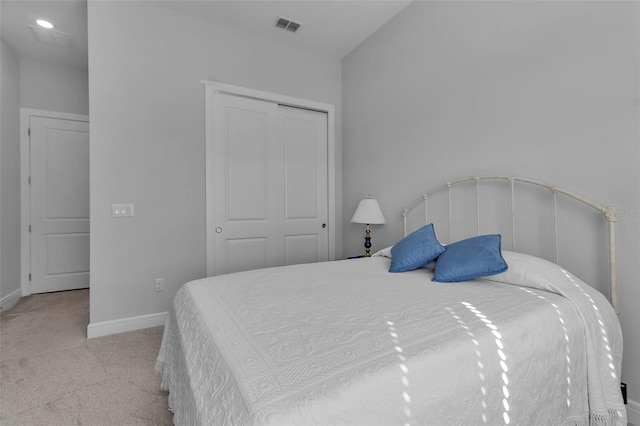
[156,253,625,425]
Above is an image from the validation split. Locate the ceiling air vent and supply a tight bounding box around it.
[275,17,302,33]
[28,25,72,48]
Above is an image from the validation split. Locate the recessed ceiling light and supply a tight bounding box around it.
[35,19,54,29]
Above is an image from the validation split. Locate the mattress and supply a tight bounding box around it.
[156,252,626,425]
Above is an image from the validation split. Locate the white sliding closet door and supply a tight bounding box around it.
[211,92,328,275]
[279,106,328,266]
[213,94,280,274]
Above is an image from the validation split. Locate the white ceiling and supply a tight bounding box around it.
[0,0,89,69]
[0,0,411,70]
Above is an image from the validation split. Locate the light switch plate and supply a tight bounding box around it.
[112,203,134,217]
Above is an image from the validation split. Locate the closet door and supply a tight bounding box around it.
[213,94,281,274]
[209,91,330,275]
[279,106,328,265]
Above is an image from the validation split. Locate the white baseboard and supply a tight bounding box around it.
[0,288,22,311]
[87,311,167,339]
[628,399,640,425]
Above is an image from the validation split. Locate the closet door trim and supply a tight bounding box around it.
[203,80,336,276]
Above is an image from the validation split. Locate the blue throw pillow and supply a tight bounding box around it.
[389,224,446,273]
[433,234,508,282]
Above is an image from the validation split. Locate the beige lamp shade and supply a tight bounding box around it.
[351,196,386,225]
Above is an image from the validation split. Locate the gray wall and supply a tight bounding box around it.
[20,58,89,115]
[343,1,639,407]
[0,37,21,307]
[87,1,342,324]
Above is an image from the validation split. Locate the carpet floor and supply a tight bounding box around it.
[0,289,173,425]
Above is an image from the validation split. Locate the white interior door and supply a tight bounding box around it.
[279,106,328,265]
[30,116,90,293]
[211,93,329,275]
[213,94,281,274]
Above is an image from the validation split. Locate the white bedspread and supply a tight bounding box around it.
[156,254,625,426]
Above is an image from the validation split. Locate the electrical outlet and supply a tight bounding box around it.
[154,278,165,292]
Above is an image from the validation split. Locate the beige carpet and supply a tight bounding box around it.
[0,289,173,425]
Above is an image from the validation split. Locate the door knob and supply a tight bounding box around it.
[216,227,223,233]
[322,223,326,228]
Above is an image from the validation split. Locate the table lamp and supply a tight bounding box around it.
[351,195,386,257]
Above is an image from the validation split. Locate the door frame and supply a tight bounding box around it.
[20,108,90,296]
[203,81,336,276]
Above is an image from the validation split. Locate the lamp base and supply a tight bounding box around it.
[363,224,372,257]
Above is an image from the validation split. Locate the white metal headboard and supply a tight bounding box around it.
[402,176,618,312]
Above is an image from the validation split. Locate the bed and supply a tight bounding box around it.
[156,176,626,425]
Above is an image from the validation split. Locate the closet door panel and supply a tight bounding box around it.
[213,94,280,274]
[226,107,270,221]
[279,106,329,265]
[225,238,268,273]
[284,234,319,266]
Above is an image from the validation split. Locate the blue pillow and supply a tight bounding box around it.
[433,234,508,282]
[389,224,445,273]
